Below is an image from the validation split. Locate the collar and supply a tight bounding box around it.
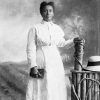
[41,20,54,25]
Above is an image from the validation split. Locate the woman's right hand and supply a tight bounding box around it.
[30,66,39,78]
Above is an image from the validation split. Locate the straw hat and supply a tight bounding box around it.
[85,56,100,71]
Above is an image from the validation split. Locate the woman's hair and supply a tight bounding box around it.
[40,1,55,15]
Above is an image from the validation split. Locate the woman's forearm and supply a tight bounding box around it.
[57,38,74,48]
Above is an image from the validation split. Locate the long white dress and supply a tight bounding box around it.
[26,20,73,100]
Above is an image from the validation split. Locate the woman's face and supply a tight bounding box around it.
[42,5,54,22]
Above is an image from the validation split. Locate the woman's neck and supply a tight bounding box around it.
[43,19,52,22]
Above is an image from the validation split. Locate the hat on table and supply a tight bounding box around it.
[85,56,100,71]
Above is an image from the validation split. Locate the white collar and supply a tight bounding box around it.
[41,20,53,25]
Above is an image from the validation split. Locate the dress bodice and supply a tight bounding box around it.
[34,21,65,47]
[27,20,73,68]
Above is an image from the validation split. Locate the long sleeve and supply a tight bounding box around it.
[56,26,74,48]
[26,27,37,68]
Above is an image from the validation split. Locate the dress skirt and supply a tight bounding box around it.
[26,46,67,100]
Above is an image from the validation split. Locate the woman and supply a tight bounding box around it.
[26,1,76,100]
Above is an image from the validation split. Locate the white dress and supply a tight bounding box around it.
[26,20,73,100]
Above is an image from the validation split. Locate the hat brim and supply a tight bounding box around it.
[83,66,100,71]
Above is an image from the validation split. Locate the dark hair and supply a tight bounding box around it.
[40,1,55,15]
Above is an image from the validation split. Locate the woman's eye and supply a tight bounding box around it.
[49,10,52,12]
[44,10,47,13]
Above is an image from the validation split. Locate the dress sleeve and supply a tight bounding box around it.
[56,26,74,48]
[26,27,37,68]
